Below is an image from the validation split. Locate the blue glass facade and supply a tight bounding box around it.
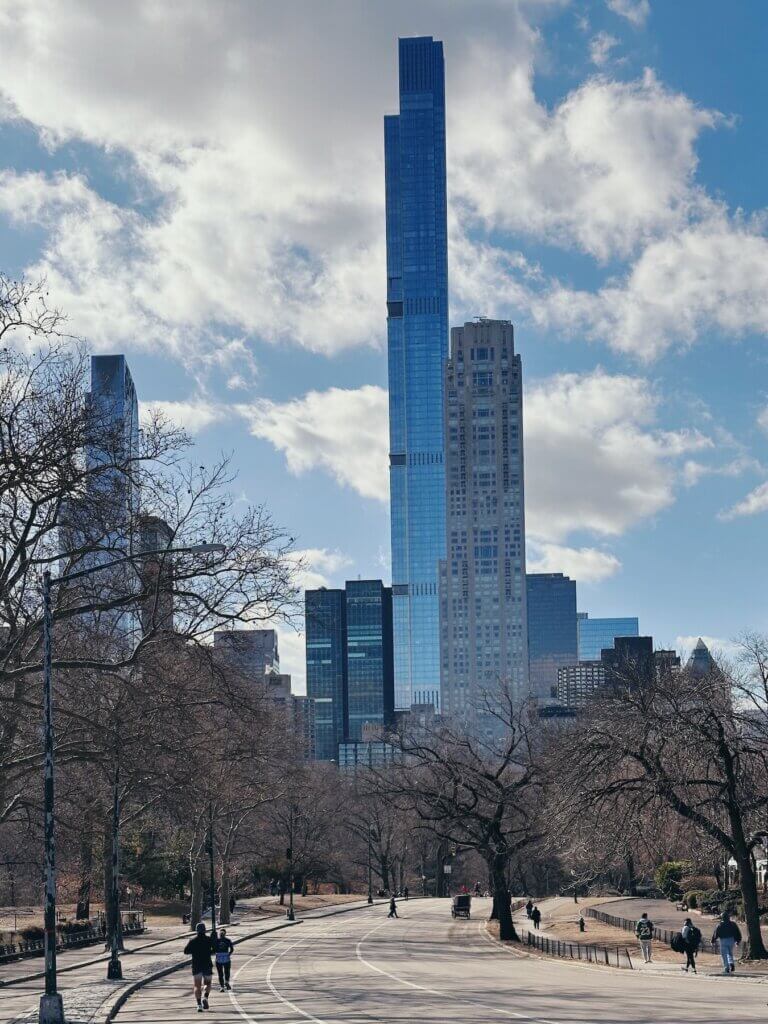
[305,589,347,761]
[346,580,394,741]
[385,36,448,710]
[577,614,639,661]
[527,573,578,701]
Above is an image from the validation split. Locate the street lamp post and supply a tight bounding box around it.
[38,542,224,1023]
[367,824,373,905]
[286,803,295,921]
[106,761,122,980]
[208,801,217,935]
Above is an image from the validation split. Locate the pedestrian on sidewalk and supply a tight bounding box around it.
[635,913,654,963]
[388,896,399,919]
[711,911,742,974]
[525,899,533,919]
[215,928,234,991]
[679,917,701,973]
[403,886,409,900]
[184,922,216,1012]
[531,906,542,930]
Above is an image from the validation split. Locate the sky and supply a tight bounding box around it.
[1,0,767,689]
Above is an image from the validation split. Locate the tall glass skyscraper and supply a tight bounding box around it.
[577,614,639,661]
[527,573,578,701]
[305,589,347,761]
[346,580,394,741]
[385,36,448,710]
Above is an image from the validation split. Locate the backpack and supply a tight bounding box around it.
[689,926,702,950]
[670,933,685,953]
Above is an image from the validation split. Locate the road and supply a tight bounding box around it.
[118,898,768,1023]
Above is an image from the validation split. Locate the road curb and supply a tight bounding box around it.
[103,898,389,1023]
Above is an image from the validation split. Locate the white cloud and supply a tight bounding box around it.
[236,386,389,502]
[589,32,619,67]
[757,406,768,435]
[607,0,650,27]
[452,64,721,261]
[289,547,354,591]
[524,370,712,540]
[140,398,227,434]
[527,541,621,582]
[681,454,761,488]
[719,482,768,520]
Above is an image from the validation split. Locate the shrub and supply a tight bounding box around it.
[654,861,693,900]
[698,889,741,916]
[20,926,45,941]
[685,891,701,909]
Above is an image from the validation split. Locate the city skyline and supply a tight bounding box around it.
[1,3,767,687]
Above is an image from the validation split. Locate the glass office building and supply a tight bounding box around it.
[305,589,347,760]
[346,580,394,741]
[385,36,448,710]
[439,320,528,720]
[527,573,578,701]
[577,614,639,661]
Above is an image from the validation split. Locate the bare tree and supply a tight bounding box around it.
[387,696,544,940]
[553,656,768,958]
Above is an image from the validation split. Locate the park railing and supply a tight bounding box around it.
[584,907,717,955]
[521,927,633,969]
[0,910,145,964]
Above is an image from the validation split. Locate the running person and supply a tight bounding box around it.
[215,929,234,991]
[184,922,216,1012]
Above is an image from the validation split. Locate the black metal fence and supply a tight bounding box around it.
[0,911,146,964]
[585,907,717,955]
[521,927,634,969]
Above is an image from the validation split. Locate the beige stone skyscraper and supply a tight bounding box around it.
[438,319,528,723]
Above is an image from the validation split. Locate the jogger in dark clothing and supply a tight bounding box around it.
[215,929,234,991]
[388,896,398,918]
[531,906,542,930]
[184,923,216,1012]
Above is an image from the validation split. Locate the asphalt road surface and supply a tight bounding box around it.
[118,898,768,1023]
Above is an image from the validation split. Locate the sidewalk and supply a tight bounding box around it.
[518,896,768,980]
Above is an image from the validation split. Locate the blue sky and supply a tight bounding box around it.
[1,0,767,687]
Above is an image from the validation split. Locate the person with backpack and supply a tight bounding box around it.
[635,912,654,963]
[712,911,742,974]
[679,917,701,973]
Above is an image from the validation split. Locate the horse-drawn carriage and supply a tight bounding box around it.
[451,894,471,919]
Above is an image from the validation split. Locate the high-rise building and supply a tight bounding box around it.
[601,635,654,690]
[439,320,528,720]
[385,36,449,710]
[526,573,577,701]
[557,661,606,708]
[138,515,174,633]
[577,614,639,661]
[687,637,717,677]
[213,629,279,684]
[305,588,348,760]
[305,582,395,759]
[85,355,140,547]
[346,580,394,741]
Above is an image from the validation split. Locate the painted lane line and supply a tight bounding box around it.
[355,916,567,1024]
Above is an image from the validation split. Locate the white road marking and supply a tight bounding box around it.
[354,917,566,1024]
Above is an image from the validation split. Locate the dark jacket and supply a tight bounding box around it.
[712,920,742,943]
[184,933,216,973]
[215,935,234,961]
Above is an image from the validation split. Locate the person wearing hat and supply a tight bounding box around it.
[711,911,742,974]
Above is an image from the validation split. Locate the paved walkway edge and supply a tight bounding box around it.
[103,899,389,1024]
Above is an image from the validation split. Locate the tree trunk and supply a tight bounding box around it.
[490,856,518,941]
[76,819,94,920]
[219,858,231,925]
[380,856,390,892]
[625,851,637,897]
[733,843,767,958]
[190,859,203,928]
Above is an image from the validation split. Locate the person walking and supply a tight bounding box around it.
[403,886,409,901]
[215,928,234,991]
[525,899,533,919]
[635,912,654,963]
[531,906,542,930]
[680,917,701,973]
[712,911,742,974]
[184,922,216,1012]
[388,895,398,918]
